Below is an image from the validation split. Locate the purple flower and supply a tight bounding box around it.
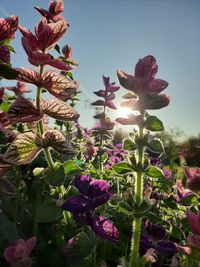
[88,215,118,242]
[61,175,118,242]
[117,55,168,96]
[162,169,173,180]
[155,240,177,254]
[173,180,192,202]
[145,221,166,241]
[91,75,119,110]
[140,221,177,258]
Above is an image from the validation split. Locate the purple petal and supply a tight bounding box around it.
[140,234,153,255]
[61,195,92,213]
[94,90,106,98]
[155,240,177,254]
[147,79,168,94]
[87,180,110,198]
[105,100,117,110]
[91,100,105,106]
[145,221,166,241]
[89,215,119,242]
[93,192,113,208]
[135,55,158,80]
[74,175,92,196]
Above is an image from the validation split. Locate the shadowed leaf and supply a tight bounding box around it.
[8,96,43,122]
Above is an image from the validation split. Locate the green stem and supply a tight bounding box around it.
[33,189,40,235]
[36,65,55,170]
[92,232,97,267]
[129,111,145,267]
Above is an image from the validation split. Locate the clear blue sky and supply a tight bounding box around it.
[0,0,200,137]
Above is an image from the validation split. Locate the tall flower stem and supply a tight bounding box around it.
[36,65,55,170]
[98,105,106,171]
[129,111,145,267]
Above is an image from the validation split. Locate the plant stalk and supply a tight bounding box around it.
[129,112,145,267]
[36,65,55,170]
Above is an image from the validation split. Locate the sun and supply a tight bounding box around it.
[117,107,132,118]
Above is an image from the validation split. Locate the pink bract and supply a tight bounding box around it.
[4,236,36,267]
[186,209,200,236]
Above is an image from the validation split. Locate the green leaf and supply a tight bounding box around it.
[7,45,16,54]
[3,132,42,164]
[0,101,9,112]
[0,63,19,79]
[112,162,133,174]
[146,166,164,178]
[179,194,198,205]
[148,139,164,153]
[36,199,63,223]
[33,167,44,177]
[145,212,162,223]
[117,202,133,216]
[54,44,61,54]
[145,116,164,131]
[123,139,137,151]
[62,160,82,175]
[0,214,18,242]
[170,225,184,240]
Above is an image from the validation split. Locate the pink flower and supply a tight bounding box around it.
[19,17,68,53]
[0,15,18,64]
[5,82,31,95]
[185,167,200,194]
[35,0,64,22]
[117,55,168,96]
[4,236,36,267]
[186,209,200,236]
[0,16,18,42]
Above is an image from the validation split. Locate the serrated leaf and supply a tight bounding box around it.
[0,63,19,79]
[42,98,79,121]
[36,199,63,223]
[112,162,133,174]
[123,138,136,151]
[145,116,164,131]
[3,132,42,164]
[146,166,164,178]
[62,160,82,175]
[148,139,164,153]
[8,96,43,122]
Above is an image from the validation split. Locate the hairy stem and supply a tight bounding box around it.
[98,104,106,171]
[129,111,145,267]
[36,65,55,170]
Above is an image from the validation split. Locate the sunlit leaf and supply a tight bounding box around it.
[3,132,42,164]
[42,71,78,100]
[123,138,137,151]
[42,98,79,121]
[62,160,82,175]
[147,139,164,153]
[145,116,164,131]
[145,166,164,178]
[112,162,133,174]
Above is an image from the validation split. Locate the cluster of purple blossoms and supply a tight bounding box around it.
[92,75,120,132]
[61,175,118,242]
[140,221,177,266]
[185,167,200,194]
